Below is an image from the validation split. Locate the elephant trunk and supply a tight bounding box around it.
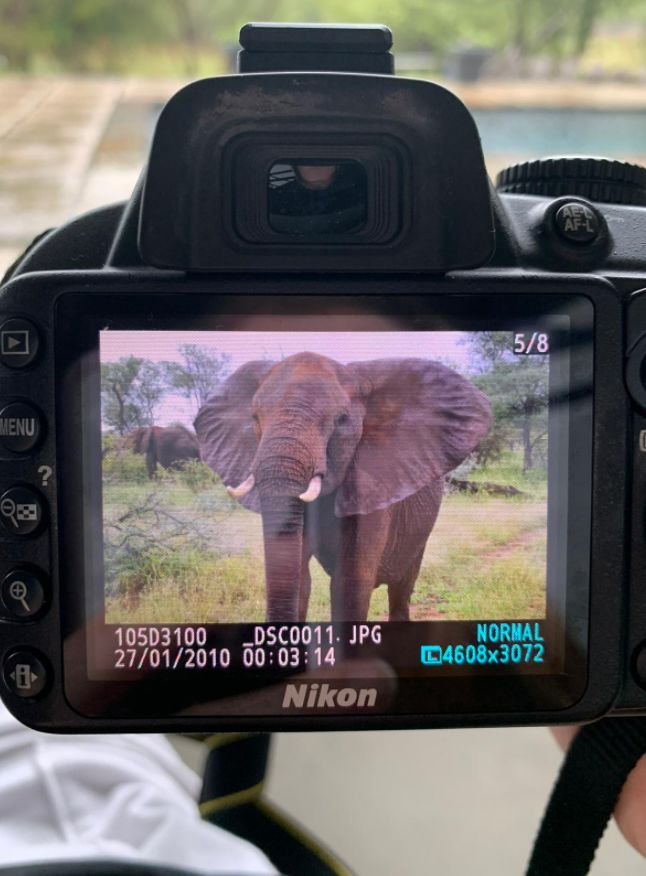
[256,439,312,622]
[260,496,305,622]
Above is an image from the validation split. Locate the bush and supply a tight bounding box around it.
[174,458,221,493]
[103,489,221,596]
[103,442,149,484]
[105,550,266,624]
[116,545,213,596]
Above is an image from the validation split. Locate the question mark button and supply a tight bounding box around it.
[0,402,43,454]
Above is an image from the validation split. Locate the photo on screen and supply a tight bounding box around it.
[100,330,549,624]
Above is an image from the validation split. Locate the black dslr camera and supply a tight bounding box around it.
[0,23,643,733]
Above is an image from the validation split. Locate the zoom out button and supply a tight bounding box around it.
[0,486,46,536]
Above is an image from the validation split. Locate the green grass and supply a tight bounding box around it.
[466,448,548,499]
[363,497,546,621]
[108,551,265,623]
[104,489,546,624]
[103,441,548,623]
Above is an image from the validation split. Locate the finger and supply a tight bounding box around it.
[549,725,646,858]
[613,752,646,857]
[550,725,578,751]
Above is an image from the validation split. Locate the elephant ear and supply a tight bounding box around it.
[194,360,274,513]
[337,359,492,517]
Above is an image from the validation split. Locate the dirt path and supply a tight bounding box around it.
[478,526,539,562]
[409,522,545,621]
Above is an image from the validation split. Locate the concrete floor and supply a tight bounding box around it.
[3,77,646,875]
[174,728,645,875]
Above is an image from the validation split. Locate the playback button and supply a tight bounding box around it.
[0,319,40,369]
[0,486,46,536]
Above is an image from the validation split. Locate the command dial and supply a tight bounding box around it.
[496,157,646,206]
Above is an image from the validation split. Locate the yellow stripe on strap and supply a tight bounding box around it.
[255,798,354,876]
[203,732,256,750]
[199,780,264,817]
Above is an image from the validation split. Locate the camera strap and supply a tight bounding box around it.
[527,717,646,875]
[195,720,646,875]
[198,733,354,876]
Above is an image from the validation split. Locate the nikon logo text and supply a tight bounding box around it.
[282,683,378,709]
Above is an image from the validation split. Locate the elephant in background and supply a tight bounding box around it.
[126,425,200,479]
[194,353,491,622]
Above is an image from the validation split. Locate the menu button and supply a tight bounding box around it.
[0,403,42,454]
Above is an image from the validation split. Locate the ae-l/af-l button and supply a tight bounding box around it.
[553,202,601,244]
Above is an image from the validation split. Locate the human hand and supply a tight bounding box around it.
[552,726,646,856]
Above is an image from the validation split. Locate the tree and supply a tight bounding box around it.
[101,356,166,434]
[136,360,167,425]
[0,0,635,75]
[164,345,232,411]
[0,0,170,72]
[466,331,549,473]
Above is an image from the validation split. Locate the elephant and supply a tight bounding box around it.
[126,425,200,479]
[194,353,492,622]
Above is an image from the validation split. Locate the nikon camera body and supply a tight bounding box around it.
[0,24,644,733]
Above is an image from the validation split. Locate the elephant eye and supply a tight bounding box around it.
[335,412,350,427]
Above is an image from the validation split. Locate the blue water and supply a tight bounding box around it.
[100,102,646,170]
[471,107,646,157]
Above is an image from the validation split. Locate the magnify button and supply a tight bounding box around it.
[1,570,46,620]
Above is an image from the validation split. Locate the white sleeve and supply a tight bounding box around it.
[0,700,277,875]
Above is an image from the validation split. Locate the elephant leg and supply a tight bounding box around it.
[387,554,424,621]
[383,484,444,620]
[330,572,373,621]
[146,454,157,479]
[298,559,312,622]
[330,511,390,621]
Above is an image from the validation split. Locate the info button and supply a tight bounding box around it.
[2,650,49,699]
[0,402,42,454]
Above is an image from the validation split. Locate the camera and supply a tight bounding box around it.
[0,22,642,732]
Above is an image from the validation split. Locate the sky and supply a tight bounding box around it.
[100,329,474,428]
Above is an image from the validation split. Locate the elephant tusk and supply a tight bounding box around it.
[226,474,255,498]
[299,475,322,503]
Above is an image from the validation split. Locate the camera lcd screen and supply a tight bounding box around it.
[56,291,593,721]
[101,328,549,626]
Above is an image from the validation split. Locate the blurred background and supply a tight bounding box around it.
[4,0,646,277]
[2,1,645,872]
